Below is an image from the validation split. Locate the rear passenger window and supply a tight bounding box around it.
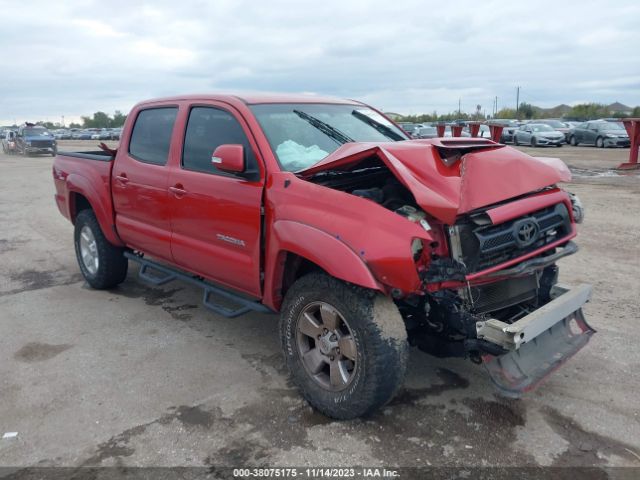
[182,107,256,175]
[129,107,178,165]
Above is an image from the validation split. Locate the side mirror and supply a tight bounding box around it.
[211,144,245,174]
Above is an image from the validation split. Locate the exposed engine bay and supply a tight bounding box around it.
[306,159,432,229]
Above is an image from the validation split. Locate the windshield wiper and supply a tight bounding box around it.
[351,110,406,141]
[293,110,354,145]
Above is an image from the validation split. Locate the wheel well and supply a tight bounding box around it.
[281,253,325,297]
[71,193,92,223]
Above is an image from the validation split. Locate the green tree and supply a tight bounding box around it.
[567,103,609,121]
[495,108,517,119]
[518,102,534,120]
[112,110,127,127]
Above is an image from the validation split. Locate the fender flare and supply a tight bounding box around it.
[66,173,124,246]
[263,220,383,310]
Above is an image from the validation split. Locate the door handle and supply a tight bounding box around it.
[115,173,129,184]
[169,185,187,197]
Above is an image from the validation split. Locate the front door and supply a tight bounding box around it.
[112,106,178,262]
[168,104,264,298]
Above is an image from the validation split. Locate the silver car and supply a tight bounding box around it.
[514,123,565,147]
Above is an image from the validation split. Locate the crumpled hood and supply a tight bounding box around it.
[300,139,571,224]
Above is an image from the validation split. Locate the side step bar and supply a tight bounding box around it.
[124,252,274,318]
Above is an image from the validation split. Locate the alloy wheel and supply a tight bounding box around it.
[296,301,358,391]
[79,225,99,275]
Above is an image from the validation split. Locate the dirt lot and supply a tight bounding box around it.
[0,141,639,473]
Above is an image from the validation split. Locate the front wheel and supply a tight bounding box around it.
[280,273,409,419]
[74,209,128,289]
[570,135,578,146]
[531,137,537,147]
[596,136,604,148]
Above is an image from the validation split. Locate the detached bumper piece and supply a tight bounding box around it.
[477,284,594,397]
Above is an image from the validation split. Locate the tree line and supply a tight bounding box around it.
[395,103,640,124]
[31,111,127,130]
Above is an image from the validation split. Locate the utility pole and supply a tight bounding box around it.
[516,86,520,116]
[495,96,498,116]
[458,98,461,117]
[61,115,65,127]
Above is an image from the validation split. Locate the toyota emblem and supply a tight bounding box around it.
[514,218,539,247]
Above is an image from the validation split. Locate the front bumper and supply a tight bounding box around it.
[537,137,565,145]
[25,146,55,153]
[477,283,594,396]
[604,137,630,147]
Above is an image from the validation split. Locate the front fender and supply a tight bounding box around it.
[66,173,123,246]
[263,220,383,310]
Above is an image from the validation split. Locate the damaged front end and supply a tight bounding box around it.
[406,212,594,397]
[405,261,595,397]
[300,138,594,397]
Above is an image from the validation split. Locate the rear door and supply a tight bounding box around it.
[584,122,598,145]
[112,106,178,262]
[168,104,265,297]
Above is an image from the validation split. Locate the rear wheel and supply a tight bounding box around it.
[74,209,128,289]
[280,273,408,419]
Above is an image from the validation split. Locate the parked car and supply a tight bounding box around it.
[414,125,437,139]
[536,119,570,134]
[464,124,493,139]
[487,119,521,143]
[567,120,630,148]
[15,124,57,156]
[397,122,420,137]
[76,130,94,140]
[109,128,122,140]
[53,93,592,419]
[1,130,18,154]
[53,130,71,140]
[514,123,565,147]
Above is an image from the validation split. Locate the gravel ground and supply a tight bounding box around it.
[0,141,639,473]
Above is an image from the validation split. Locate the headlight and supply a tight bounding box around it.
[569,192,584,224]
[606,134,616,138]
[26,141,31,146]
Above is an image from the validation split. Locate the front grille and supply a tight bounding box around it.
[454,203,571,273]
[469,274,538,314]
[30,140,53,148]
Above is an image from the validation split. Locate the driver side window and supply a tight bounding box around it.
[182,106,257,176]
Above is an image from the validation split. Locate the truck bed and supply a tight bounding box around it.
[56,150,114,162]
[53,149,121,246]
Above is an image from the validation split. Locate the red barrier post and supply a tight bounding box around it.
[436,123,446,137]
[488,125,504,143]
[618,118,640,170]
[468,122,481,138]
[451,125,463,137]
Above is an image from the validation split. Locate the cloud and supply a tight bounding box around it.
[0,0,638,124]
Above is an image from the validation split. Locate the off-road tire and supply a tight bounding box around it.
[280,273,409,419]
[74,209,128,289]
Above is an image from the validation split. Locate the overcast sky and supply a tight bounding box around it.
[1,0,638,125]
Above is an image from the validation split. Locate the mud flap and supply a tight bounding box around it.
[482,309,595,397]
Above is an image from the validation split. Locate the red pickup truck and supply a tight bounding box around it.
[53,93,593,419]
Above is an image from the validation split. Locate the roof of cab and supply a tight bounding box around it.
[136,92,362,107]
